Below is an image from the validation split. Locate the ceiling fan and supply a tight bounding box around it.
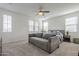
[37,6,50,16]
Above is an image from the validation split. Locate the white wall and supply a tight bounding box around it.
[48,16,65,30]
[0,7,79,43]
[48,11,79,42]
[0,9,29,44]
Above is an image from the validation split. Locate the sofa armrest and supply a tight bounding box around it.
[29,37,49,51]
[29,34,35,37]
[49,36,60,43]
[48,36,60,52]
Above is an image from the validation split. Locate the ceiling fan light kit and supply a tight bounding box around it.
[37,6,50,16]
[37,11,44,16]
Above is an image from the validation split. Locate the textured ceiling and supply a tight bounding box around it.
[0,3,79,20]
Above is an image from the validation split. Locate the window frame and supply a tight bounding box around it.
[29,20,48,33]
[43,21,48,32]
[3,15,12,32]
[65,17,78,33]
[29,20,34,32]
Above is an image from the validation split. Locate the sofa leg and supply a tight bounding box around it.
[48,51,52,54]
[58,45,60,48]
[48,45,60,54]
[28,40,30,43]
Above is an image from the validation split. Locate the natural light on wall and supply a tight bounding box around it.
[65,17,78,32]
[29,20,34,32]
[29,20,48,32]
[3,15,12,32]
[35,21,39,32]
[43,21,48,32]
[29,20,39,32]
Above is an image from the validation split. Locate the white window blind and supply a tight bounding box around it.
[29,20,34,32]
[65,17,78,32]
[29,20,48,32]
[3,15,12,32]
[43,22,48,32]
[35,22,39,32]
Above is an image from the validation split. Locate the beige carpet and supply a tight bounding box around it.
[2,40,79,56]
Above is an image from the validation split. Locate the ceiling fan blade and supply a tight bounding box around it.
[41,11,50,13]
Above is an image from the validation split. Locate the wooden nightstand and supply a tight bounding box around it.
[63,35,70,42]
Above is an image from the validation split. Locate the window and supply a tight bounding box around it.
[3,15,12,32]
[35,22,39,32]
[29,20,34,32]
[29,20,39,32]
[65,17,78,32]
[43,21,48,32]
[29,20,48,32]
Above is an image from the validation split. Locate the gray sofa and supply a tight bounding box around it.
[29,32,61,53]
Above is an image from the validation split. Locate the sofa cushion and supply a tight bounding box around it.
[43,33,55,39]
[30,37,48,42]
[34,33,43,38]
[51,31,57,35]
[29,34,36,37]
[30,37,48,51]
